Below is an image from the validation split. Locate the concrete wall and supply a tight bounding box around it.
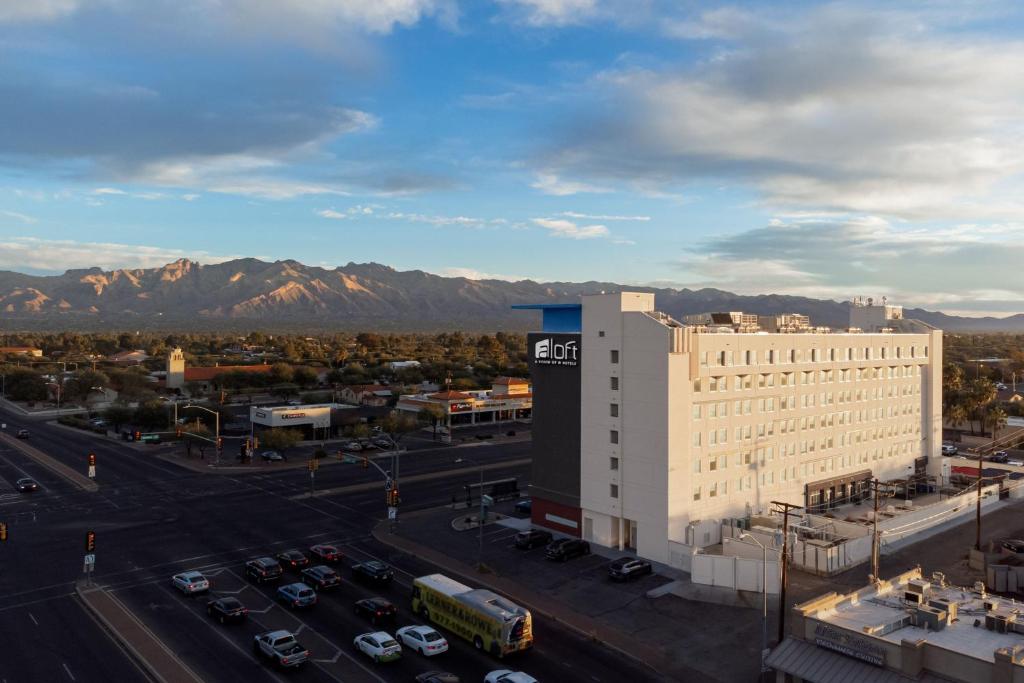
[691,552,781,593]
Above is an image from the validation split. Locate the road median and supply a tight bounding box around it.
[0,431,99,492]
[76,582,205,683]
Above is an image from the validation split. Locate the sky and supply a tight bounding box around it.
[1,1,1024,316]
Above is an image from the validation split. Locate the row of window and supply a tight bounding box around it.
[692,420,922,449]
[696,366,922,393]
[699,344,928,368]
[694,389,922,419]
[693,435,922,475]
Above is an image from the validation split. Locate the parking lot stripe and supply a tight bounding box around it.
[61,663,75,681]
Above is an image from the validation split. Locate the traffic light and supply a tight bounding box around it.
[87,452,96,467]
[176,426,182,437]
[387,487,400,506]
[362,455,369,469]
[133,431,141,442]
[253,436,259,449]
[216,437,223,451]
[0,522,7,542]
[85,530,96,552]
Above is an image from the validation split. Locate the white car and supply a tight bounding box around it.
[171,570,210,595]
[396,625,449,656]
[485,671,538,683]
[353,631,402,663]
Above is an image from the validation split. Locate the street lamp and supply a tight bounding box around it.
[455,455,486,571]
[183,404,220,465]
[739,533,770,678]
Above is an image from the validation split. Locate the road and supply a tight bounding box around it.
[0,410,660,683]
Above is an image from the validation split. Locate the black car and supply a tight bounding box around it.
[206,597,248,624]
[276,549,310,570]
[545,538,591,562]
[301,565,341,591]
[514,529,552,550]
[353,597,397,626]
[351,560,393,585]
[245,557,284,583]
[416,673,461,683]
[15,429,29,439]
[309,543,342,563]
[15,477,39,492]
[514,498,532,514]
[608,557,653,581]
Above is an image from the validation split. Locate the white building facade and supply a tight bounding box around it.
[578,292,943,567]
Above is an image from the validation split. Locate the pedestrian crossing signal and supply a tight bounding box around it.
[88,452,96,467]
[85,530,96,552]
[0,522,7,542]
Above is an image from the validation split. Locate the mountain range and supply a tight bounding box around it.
[0,258,1021,332]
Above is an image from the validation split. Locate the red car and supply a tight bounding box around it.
[309,544,342,563]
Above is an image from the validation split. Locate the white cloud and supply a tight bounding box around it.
[437,267,528,281]
[532,217,609,239]
[496,0,598,26]
[92,187,127,196]
[386,212,510,228]
[674,216,1024,313]
[318,209,348,219]
[541,5,1024,220]
[0,210,37,224]
[0,237,238,272]
[560,211,649,221]
[0,0,81,22]
[531,172,608,196]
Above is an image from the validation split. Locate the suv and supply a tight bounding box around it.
[245,557,283,583]
[352,560,394,585]
[990,451,1010,464]
[301,565,341,591]
[514,529,552,550]
[15,429,29,439]
[277,583,317,609]
[354,597,397,626]
[545,538,590,562]
[941,444,958,456]
[608,557,653,581]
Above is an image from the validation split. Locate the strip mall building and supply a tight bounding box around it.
[515,293,943,569]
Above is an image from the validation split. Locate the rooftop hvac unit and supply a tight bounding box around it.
[929,598,957,622]
[905,591,924,605]
[995,615,1010,634]
[912,606,947,632]
[985,598,1000,612]
[907,579,931,595]
[975,581,988,597]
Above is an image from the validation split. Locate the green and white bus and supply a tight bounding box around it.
[411,574,533,658]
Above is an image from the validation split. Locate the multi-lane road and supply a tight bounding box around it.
[0,411,660,683]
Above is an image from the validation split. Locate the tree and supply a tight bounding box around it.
[4,368,46,402]
[103,405,135,432]
[378,412,419,447]
[418,404,447,440]
[986,405,1009,439]
[63,369,111,402]
[260,428,303,457]
[134,399,170,429]
[293,366,318,388]
[269,363,294,385]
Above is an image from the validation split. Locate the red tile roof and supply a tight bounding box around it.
[183,364,272,382]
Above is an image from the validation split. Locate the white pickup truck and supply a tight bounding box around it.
[253,630,310,668]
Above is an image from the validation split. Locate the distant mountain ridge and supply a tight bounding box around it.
[0,258,1018,332]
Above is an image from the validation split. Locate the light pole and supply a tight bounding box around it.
[740,533,769,678]
[183,404,220,465]
[455,455,486,571]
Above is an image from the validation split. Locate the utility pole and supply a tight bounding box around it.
[867,479,894,580]
[976,447,985,551]
[770,501,801,645]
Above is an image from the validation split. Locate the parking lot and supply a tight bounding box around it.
[388,503,765,682]
[105,533,643,683]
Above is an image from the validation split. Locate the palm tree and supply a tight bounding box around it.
[945,401,969,432]
[986,405,1008,440]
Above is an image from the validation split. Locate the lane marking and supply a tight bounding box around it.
[28,612,38,626]
[62,663,75,681]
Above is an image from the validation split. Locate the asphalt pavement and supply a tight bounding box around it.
[0,409,659,683]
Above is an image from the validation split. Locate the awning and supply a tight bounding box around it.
[766,638,948,683]
[806,469,873,492]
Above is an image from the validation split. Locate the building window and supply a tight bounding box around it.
[610,484,619,499]
[610,457,619,471]
[692,404,701,419]
[610,403,619,417]
[598,330,605,337]
[692,485,701,501]
[610,430,619,444]
[610,350,619,364]
[610,376,619,391]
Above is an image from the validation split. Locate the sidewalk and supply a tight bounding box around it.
[0,431,99,492]
[0,396,87,418]
[76,582,205,683]
[373,517,710,682]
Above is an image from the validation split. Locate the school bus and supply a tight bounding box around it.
[411,574,532,657]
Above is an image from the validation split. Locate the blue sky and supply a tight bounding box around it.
[2,1,1024,315]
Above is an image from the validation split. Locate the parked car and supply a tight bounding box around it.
[342,441,363,452]
[545,538,591,562]
[1009,459,1024,467]
[301,565,341,591]
[514,529,552,550]
[997,383,1008,391]
[245,557,283,583]
[485,671,538,683]
[608,557,654,581]
[276,549,310,570]
[415,673,460,683]
[253,630,309,669]
[15,429,29,439]
[15,477,39,492]
[352,560,394,585]
[171,570,210,595]
[309,543,342,563]
[941,444,958,456]
[260,450,285,462]
[353,631,402,664]
[207,597,248,624]
[1003,540,1024,555]
[396,625,448,656]
[354,597,397,626]
[990,451,1010,463]
[514,498,532,514]
[277,582,317,609]
[372,437,393,449]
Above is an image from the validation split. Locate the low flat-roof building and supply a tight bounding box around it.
[395,377,532,429]
[0,346,43,357]
[250,403,355,440]
[770,567,1024,682]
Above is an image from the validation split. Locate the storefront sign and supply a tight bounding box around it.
[532,335,580,367]
[813,624,886,666]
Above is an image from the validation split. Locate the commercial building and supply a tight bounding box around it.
[515,293,942,567]
[395,377,532,429]
[769,567,1024,682]
[0,346,43,357]
[165,347,272,391]
[339,384,393,407]
[249,403,354,440]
